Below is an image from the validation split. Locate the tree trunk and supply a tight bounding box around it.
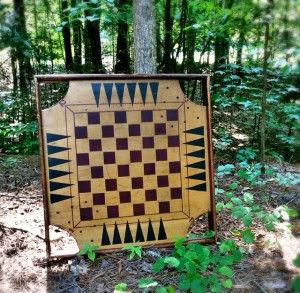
[71,0,82,72]
[84,1,105,73]
[133,0,157,74]
[115,0,131,73]
[61,0,73,71]
[162,0,173,73]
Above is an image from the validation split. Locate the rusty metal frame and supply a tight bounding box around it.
[35,74,216,259]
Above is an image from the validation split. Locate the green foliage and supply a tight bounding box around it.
[291,254,300,292]
[123,242,142,260]
[114,282,128,292]
[152,238,242,293]
[78,242,99,262]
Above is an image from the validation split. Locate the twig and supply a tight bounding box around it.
[1,224,45,241]
[252,280,267,293]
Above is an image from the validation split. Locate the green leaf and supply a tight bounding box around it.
[232,249,243,262]
[129,251,135,260]
[229,182,238,189]
[134,247,142,258]
[219,266,233,277]
[230,229,241,236]
[292,254,300,268]
[265,223,274,231]
[243,192,254,204]
[222,279,232,289]
[185,261,197,274]
[138,278,158,288]
[219,242,231,252]
[231,197,243,205]
[156,287,167,293]
[216,202,224,212]
[210,282,221,293]
[152,258,165,272]
[88,251,95,261]
[164,257,180,268]
[241,229,255,244]
[242,213,253,227]
[178,274,190,290]
[225,202,233,209]
[115,283,127,290]
[191,279,204,293]
[291,276,300,291]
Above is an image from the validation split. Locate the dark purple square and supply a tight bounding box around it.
[119,191,131,203]
[77,153,90,166]
[159,202,170,213]
[133,203,145,216]
[89,139,102,151]
[132,177,143,189]
[167,109,178,121]
[130,150,142,162]
[168,135,179,147]
[91,166,103,178]
[144,163,156,175]
[156,149,167,161]
[116,138,128,150]
[88,112,100,124]
[75,126,88,139]
[78,180,91,193]
[142,137,154,148]
[155,123,166,135]
[169,161,181,173]
[103,152,116,164]
[93,193,105,205]
[107,205,119,218]
[129,124,140,136]
[118,165,130,177]
[157,175,169,187]
[145,189,157,201]
[141,110,153,122]
[102,125,114,137]
[105,179,117,191]
[80,207,93,221]
[171,187,182,199]
[115,111,127,123]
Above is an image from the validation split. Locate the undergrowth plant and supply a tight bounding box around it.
[123,241,142,260]
[78,242,99,262]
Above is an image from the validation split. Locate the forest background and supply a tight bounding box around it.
[0,0,299,163]
[0,0,300,292]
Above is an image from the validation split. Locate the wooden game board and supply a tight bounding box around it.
[35,74,216,258]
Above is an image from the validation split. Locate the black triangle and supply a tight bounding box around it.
[48,157,70,167]
[113,222,122,244]
[47,145,70,155]
[158,218,167,240]
[49,181,73,192]
[101,223,111,246]
[146,219,156,241]
[50,194,73,204]
[127,83,136,105]
[187,183,207,191]
[104,83,113,106]
[186,161,206,169]
[185,149,205,158]
[135,220,145,242]
[115,83,125,105]
[150,82,159,104]
[91,83,101,107]
[46,133,69,143]
[186,172,206,181]
[139,82,148,105]
[49,169,71,179]
[124,221,133,243]
[184,126,204,136]
[184,138,205,147]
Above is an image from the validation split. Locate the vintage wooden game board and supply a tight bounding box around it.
[35,74,216,257]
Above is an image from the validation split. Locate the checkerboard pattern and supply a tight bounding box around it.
[73,109,183,222]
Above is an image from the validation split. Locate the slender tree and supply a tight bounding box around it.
[71,0,82,72]
[133,0,157,74]
[61,0,73,71]
[115,0,131,73]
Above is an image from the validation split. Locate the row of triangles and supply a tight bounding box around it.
[91,82,159,107]
[101,219,167,245]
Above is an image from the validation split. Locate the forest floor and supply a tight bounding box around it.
[0,154,299,293]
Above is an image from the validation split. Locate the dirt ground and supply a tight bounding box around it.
[0,154,299,292]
